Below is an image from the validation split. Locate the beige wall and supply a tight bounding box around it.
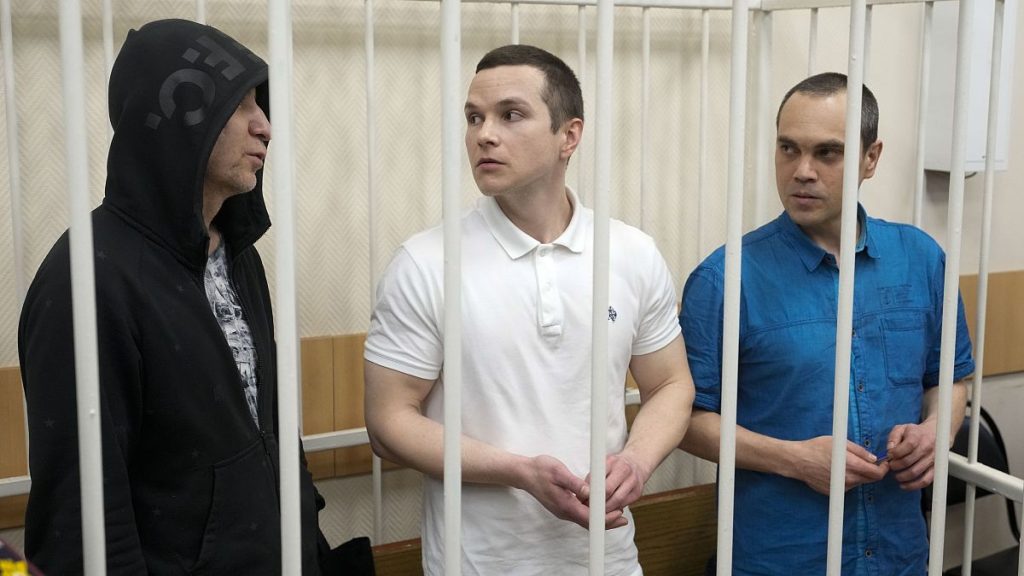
[3,2,1021,368]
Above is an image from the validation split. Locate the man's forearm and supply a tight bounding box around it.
[621,380,693,480]
[681,410,804,480]
[921,381,968,446]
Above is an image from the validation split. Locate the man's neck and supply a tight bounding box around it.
[494,183,573,244]
[203,187,227,256]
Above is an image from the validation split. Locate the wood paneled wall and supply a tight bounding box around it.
[960,271,1024,376]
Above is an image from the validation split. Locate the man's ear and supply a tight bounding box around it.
[561,118,584,161]
[861,139,883,180]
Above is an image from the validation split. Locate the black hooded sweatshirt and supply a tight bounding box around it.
[19,19,325,575]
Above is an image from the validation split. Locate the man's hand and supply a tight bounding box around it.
[793,436,889,494]
[577,453,651,530]
[886,420,939,491]
[519,455,595,529]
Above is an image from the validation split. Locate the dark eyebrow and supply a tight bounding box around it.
[777,136,797,147]
[816,139,846,150]
[464,97,532,114]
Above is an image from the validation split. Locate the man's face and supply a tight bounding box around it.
[464,65,577,198]
[775,92,881,241]
[205,89,271,200]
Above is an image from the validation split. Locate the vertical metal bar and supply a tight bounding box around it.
[577,5,587,202]
[755,10,772,227]
[927,0,975,571]
[60,0,106,573]
[914,1,933,228]
[864,4,872,79]
[196,0,206,24]
[440,1,463,574]
[960,0,1004,573]
[267,1,302,572]
[1,0,24,304]
[808,7,818,76]
[825,1,865,573]
[365,0,385,545]
[511,3,520,44]
[640,7,650,232]
[717,1,748,574]
[698,9,709,260]
[590,0,613,573]
[101,0,113,137]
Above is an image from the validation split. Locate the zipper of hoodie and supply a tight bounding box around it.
[224,251,281,504]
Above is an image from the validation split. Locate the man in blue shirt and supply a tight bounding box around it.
[679,72,975,575]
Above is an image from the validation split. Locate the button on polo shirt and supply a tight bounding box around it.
[478,190,587,340]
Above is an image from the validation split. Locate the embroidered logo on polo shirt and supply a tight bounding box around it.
[608,306,618,322]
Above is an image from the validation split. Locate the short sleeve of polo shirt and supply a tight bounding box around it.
[632,241,682,356]
[923,251,975,386]
[364,247,443,381]
[678,265,725,413]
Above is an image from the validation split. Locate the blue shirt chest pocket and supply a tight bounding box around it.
[881,312,931,387]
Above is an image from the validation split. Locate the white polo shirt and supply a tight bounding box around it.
[365,189,680,576]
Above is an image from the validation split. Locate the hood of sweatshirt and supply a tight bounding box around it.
[104,19,271,274]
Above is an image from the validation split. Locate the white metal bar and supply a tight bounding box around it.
[949,455,1024,503]
[60,0,106,573]
[961,0,1004,573]
[102,0,113,87]
[755,10,772,227]
[1019,514,1024,576]
[913,1,932,228]
[577,6,587,202]
[825,1,865,573]
[697,9,709,259]
[590,0,613,572]
[409,0,953,9]
[808,7,818,75]
[1,0,24,304]
[864,4,872,77]
[364,0,385,545]
[763,0,952,9]
[512,3,521,43]
[716,1,748,574]
[440,1,463,574]
[267,1,302,572]
[408,0,763,9]
[0,476,30,499]
[302,428,371,452]
[640,7,650,232]
[196,0,206,24]
[927,0,975,571]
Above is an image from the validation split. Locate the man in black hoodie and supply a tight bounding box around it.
[19,19,328,574]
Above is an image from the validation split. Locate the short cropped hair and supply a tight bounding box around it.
[476,44,583,132]
[776,72,879,150]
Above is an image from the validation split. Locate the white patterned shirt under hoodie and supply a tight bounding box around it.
[204,242,260,426]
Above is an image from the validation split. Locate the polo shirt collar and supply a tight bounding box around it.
[478,187,586,260]
[779,203,878,272]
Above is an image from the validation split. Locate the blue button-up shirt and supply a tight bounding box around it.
[680,207,975,576]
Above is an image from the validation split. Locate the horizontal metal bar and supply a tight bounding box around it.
[301,427,370,452]
[406,0,751,10]
[626,387,641,405]
[0,475,30,498]
[761,0,953,11]
[408,0,954,9]
[949,453,1024,504]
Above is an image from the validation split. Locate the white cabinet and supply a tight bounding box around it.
[925,0,1017,172]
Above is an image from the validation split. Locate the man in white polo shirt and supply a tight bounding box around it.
[364,44,695,576]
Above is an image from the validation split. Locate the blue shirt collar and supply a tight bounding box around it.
[778,204,879,272]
